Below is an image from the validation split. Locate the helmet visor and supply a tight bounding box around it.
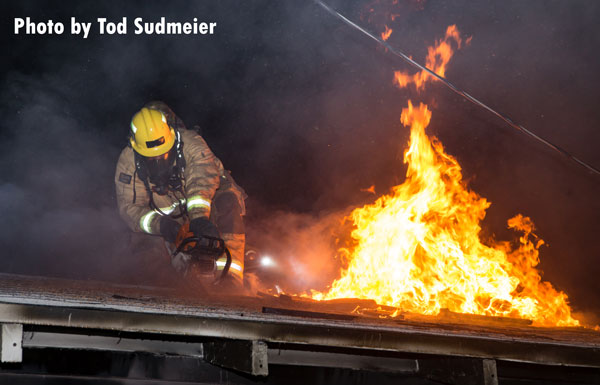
[143,147,176,186]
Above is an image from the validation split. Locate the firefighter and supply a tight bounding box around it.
[114,101,246,287]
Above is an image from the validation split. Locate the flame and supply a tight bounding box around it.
[311,26,579,327]
[394,25,462,91]
[381,25,393,41]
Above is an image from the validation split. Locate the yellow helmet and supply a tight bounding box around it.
[130,107,176,157]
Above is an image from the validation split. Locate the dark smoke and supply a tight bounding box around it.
[1,0,599,317]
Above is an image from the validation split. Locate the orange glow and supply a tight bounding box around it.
[381,25,393,41]
[394,25,462,91]
[310,26,579,327]
[361,185,376,194]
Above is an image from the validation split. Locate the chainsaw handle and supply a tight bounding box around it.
[172,235,232,284]
[214,247,232,285]
[173,235,224,256]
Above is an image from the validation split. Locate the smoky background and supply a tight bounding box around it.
[0,0,599,316]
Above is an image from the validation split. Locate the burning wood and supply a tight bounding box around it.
[259,293,548,329]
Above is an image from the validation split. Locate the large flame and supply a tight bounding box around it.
[311,26,579,327]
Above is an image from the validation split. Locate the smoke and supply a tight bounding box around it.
[0,71,133,281]
[246,207,352,294]
[0,0,599,315]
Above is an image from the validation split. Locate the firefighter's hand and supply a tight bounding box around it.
[160,217,181,244]
[189,217,220,239]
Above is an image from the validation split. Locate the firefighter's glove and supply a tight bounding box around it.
[159,217,181,244]
[189,217,220,239]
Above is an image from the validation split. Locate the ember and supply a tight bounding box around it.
[381,25,392,41]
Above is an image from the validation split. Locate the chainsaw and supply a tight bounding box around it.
[171,222,232,285]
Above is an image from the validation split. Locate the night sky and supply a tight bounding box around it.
[1,1,599,319]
